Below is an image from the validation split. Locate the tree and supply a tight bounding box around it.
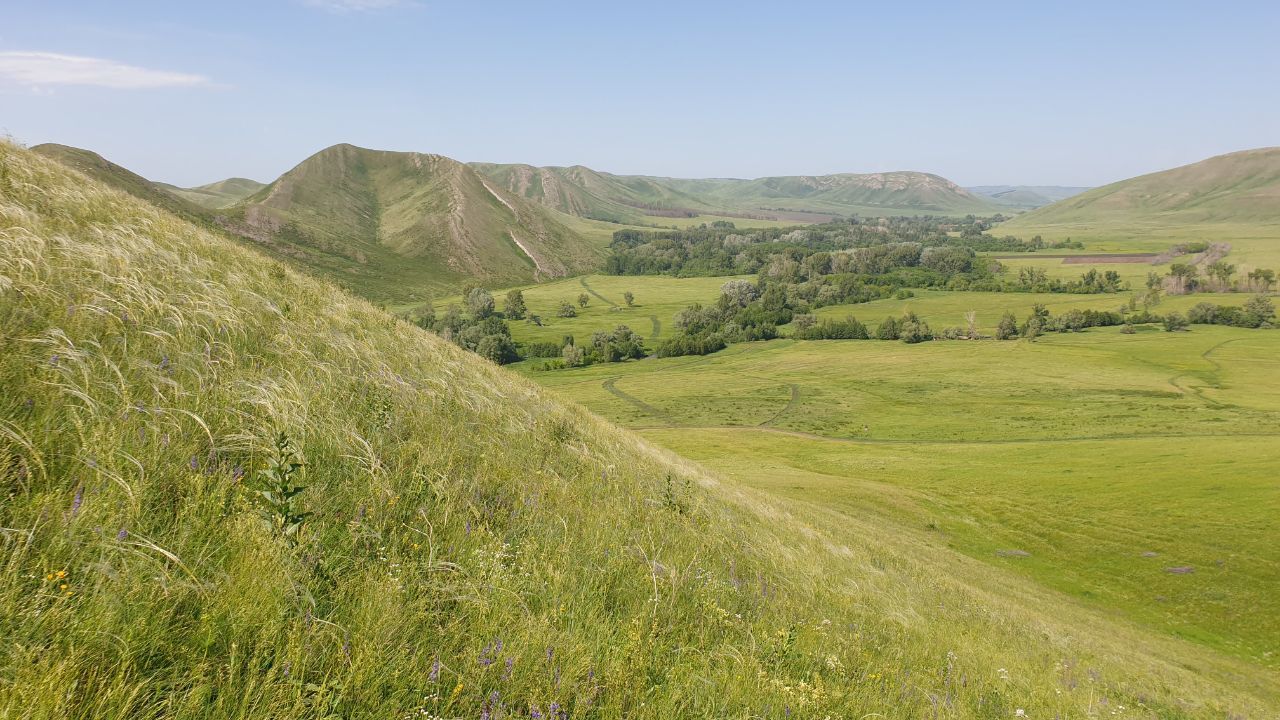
[721,279,759,307]
[466,287,495,318]
[899,312,932,344]
[624,291,635,307]
[557,301,577,318]
[1166,263,1198,294]
[876,316,901,340]
[1206,260,1235,291]
[995,311,1018,340]
[577,292,590,308]
[1247,268,1276,292]
[1242,294,1276,327]
[410,300,436,330]
[793,314,817,332]
[964,310,978,339]
[561,344,585,367]
[1163,312,1189,332]
[475,334,519,364]
[503,289,527,320]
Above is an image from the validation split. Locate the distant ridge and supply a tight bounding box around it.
[157,177,266,209]
[1005,148,1280,227]
[966,185,1091,210]
[473,163,1000,222]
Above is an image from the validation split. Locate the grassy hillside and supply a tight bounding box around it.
[31,143,214,225]
[1010,148,1280,227]
[157,177,265,209]
[3,143,1275,717]
[475,163,1002,222]
[470,164,721,225]
[219,144,605,302]
[660,172,1000,217]
[1000,148,1280,278]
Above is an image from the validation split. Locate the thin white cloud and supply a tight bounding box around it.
[0,52,209,89]
[303,0,406,11]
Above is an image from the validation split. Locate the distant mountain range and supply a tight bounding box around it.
[966,185,1091,210]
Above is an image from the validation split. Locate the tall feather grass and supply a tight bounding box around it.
[0,141,1275,718]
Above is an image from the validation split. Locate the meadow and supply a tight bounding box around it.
[522,326,1280,667]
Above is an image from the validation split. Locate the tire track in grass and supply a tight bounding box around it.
[648,315,662,341]
[602,377,677,426]
[579,277,618,307]
[759,383,800,427]
[1167,337,1248,408]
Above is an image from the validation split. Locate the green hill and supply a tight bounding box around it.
[474,164,1002,222]
[223,144,604,301]
[1007,148,1280,227]
[31,143,214,225]
[470,163,720,224]
[157,177,266,209]
[2,141,1276,717]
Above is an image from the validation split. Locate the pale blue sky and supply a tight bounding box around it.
[2,1,1277,187]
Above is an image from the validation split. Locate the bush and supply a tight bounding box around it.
[655,333,726,358]
[876,316,901,340]
[525,341,563,358]
[794,316,869,340]
[476,334,520,363]
[1163,312,1189,332]
[557,301,577,318]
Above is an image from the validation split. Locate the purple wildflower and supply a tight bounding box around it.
[529,704,542,719]
[545,646,554,663]
[159,355,170,371]
[116,528,128,541]
[231,464,245,483]
[429,657,441,681]
[503,657,514,681]
[50,354,59,367]
[189,456,199,471]
[549,702,562,720]
[71,486,83,517]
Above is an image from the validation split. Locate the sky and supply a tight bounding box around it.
[1,0,1277,187]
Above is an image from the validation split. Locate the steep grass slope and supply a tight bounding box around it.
[1008,148,1280,227]
[475,164,1001,222]
[225,144,604,302]
[157,177,265,209]
[1,143,1276,718]
[470,164,719,224]
[31,143,213,226]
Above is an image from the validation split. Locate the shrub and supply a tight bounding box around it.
[525,341,563,358]
[557,301,577,318]
[1163,312,1189,332]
